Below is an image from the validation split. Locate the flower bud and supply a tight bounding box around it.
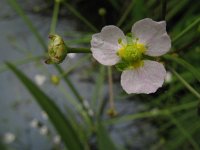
[45,34,68,64]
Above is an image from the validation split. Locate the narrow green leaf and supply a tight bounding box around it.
[107,0,120,10]
[117,0,135,27]
[6,62,84,150]
[172,16,200,43]
[167,119,200,150]
[50,0,60,34]
[169,114,200,150]
[166,0,189,21]
[105,101,198,125]
[97,122,117,150]
[164,55,200,82]
[171,69,200,99]
[64,2,98,32]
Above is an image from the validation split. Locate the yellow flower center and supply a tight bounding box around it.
[117,40,146,68]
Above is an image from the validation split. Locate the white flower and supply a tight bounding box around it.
[3,132,16,144]
[91,18,171,94]
[34,74,46,86]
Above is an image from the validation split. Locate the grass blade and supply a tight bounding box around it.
[169,114,199,150]
[6,62,84,150]
[64,2,98,32]
[164,55,200,82]
[172,16,200,44]
[171,69,200,99]
[97,122,117,150]
[106,101,198,125]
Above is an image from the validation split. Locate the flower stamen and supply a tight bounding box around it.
[117,39,146,68]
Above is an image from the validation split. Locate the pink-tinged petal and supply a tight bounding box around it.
[145,33,171,56]
[91,25,126,66]
[132,18,166,43]
[121,60,166,94]
[132,18,171,56]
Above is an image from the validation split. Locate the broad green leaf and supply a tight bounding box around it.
[6,62,84,150]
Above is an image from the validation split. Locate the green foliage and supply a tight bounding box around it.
[97,122,117,150]
[3,0,200,149]
[6,63,84,150]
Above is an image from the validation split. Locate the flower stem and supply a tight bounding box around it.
[68,47,91,53]
[116,0,135,27]
[108,67,114,108]
[107,67,117,116]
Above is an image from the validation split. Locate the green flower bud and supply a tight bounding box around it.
[45,34,68,64]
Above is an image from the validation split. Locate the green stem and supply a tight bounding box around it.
[172,16,200,44]
[49,2,94,124]
[54,65,91,114]
[163,55,200,82]
[169,114,200,150]
[50,0,60,34]
[64,2,98,32]
[105,100,199,125]
[107,0,120,10]
[59,55,90,78]
[116,0,135,27]
[68,47,91,53]
[171,69,200,99]
[166,0,188,21]
[108,67,115,110]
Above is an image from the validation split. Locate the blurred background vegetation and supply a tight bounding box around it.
[0,0,200,149]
